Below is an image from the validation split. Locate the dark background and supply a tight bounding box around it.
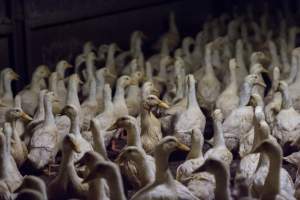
[0,0,297,89]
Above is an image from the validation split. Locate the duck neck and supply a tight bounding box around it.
[154,150,173,183]
[213,119,226,147]
[86,59,95,81]
[70,113,81,137]
[58,148,76,179]
[67,80,80,109]
[187,136,203,159]
[175,75,184,100]
[30,75,42,91]
[0,136,9,179]
[106,47,116,72]
[91,125,108,160]
[135,154,153,185]
[44,96,55,126]
[214,167,231,200]
[126,124,142,148]
[49,77,57,95]
[169,14,178,34]
[161,39,169,56]
[35,92,45,120]
[56,65,66,80]
[281,87,292,109]
[87,80,97,103]
[205,47,215,75]
[3,75,13,99]
[239,82,252,106]
[105,167,126,200]
[187,80,197,108]
[103,91,113,112]
[114,83,125,103]
[261,150,281,199]
[158,62,167,78]
[228,67,238,91]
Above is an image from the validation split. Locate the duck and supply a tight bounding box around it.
[147,37,170,72]
[197,42,221,112]
[19,65,50,116]
[222,74,266,152]
[55,60,73,111]
[216,58,239,118]
[130,136,198,200]
[83,160,126,200]
[173,74,206,146]
[193,158,232,200]
[76,151,109,200]
[0,68,19,107]
[62,104,93,161]
[250,139,295,199]
[27,91,59,170]
[5,99,32,167]
[107,115,156,189]
[205,109,233,166]
[141,95,169,153]
[176,129,215,200]
[48,134,88,200]
[113,75,133,119]
[0,68,19,125]
[272,81,300,145]
[94,84,115,146]
[1,123,23,193]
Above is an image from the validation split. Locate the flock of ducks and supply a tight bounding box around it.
[2,3,300,200]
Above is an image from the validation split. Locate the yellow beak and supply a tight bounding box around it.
[177,142,190,152]
[20,112,33,121]
[158,100,170,109]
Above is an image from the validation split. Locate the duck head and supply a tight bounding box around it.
[107,115,137,131]
[143,95,169,110]
[63,134,81,154]
[6,107,32,122]
[156,136,190,154]
[115,146,145,164]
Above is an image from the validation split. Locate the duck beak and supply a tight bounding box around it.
[69,137,81,153]
[0,102,7,107]
[158,100,170,109]
[177,142,190,152]
[107,122,118,131]
[12,72,20,80]
[255,79,266,88]
[115,153,125,164]
[20,112,33,121]
[65,63,73,68]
